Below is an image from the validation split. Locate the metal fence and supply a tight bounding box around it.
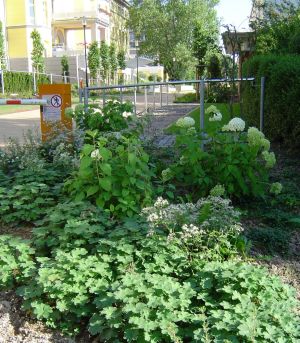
[82,77,265,132]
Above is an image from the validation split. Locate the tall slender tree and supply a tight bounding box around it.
[99,41,110,83]
[0,21,6,70]
[88,41,100,82]
[109,43,118,83]
[30,29,45,73]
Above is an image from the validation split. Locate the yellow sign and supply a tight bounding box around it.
[39,84,72,142]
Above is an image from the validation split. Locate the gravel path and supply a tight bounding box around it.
[141,104,198,147]
[0,291,75,343]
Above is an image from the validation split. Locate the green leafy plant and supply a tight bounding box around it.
[0,182,56,224]
[0,235,36,289]
[162,113,279,199]
[66,132,153,217]
[67,100,135,133]
[190,261,300,342]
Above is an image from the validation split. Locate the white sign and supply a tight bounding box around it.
[42,94,62,122]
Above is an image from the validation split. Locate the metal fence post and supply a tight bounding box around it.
[120,87,123,103]
[153,83,155,109]
[166,83,169,106]
[50,74,53,84]
[260,76,265,132]
[0,70,4,95]
[145,87,148,112]
[134,87,137,115]
[200,80,205,131]
[160,85,163,107]
[84,87,89,113]
[33,68,37,94]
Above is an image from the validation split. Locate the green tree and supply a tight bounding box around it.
[117,50,126,70]
[88,41,100,82]
[252,0,300,55]
[61,55,69,82]
[109,43,118,83]
[128,0,219,79]
[30,29,45,73]
[99,41,110,83]
[0,21,6,70]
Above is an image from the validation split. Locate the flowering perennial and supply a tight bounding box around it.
[122,111,133,118]
[247,127,270,151]
[176,116,195,128]
[209,112,222,122]
[262,150,276,168]
[270,182,283,195]
[91,149,102,160]
[142,196,242,235]
[222,117,245,132]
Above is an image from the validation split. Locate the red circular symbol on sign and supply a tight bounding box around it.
[51,95,62,108]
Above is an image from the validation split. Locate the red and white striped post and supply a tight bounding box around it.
[0,98,48,105]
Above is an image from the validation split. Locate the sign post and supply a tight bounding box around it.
[39,84,72,142]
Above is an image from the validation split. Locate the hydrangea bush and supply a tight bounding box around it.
[65,100,135,133]
[161,106,282,199]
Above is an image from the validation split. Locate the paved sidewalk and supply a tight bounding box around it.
[0,109,41,146]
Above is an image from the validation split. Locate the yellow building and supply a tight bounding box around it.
[52,0,129,56]
[4,0,52,70]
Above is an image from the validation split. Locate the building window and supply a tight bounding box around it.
[28,0,35,24]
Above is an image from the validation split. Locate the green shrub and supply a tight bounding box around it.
[66,132,153,217]
[162,114,279,199]
[3,71,49,96]
[67,100,135,132]
[0,235,36,289]
[0,183,56,224]
[242,55,300,148]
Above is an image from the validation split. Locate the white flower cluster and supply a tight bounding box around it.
[270,182,283,195]
[209,112,222,122]
[222,117,245,132]
[91,149,102,160]
[180,224,205,240]
[205,105,219,115]
[161,168,173,182]
[141,195,243,236]
[122,111,133,118]
[176,116,195,128]
[262,150,276,168]
[247,127,270,151]
[93,108,103,116]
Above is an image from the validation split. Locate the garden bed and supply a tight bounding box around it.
[0,101,299,342]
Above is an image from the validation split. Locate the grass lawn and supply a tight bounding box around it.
[0,105,39,115]
[166,102,241,133]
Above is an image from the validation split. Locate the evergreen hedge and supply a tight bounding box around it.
[242,55,300,148]
[2,71,50,96]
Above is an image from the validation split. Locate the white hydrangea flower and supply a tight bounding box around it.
[154,197,169,208]
[176,116,195,128]
[93,108,103,115]
[113,100,120,104]
[222,117,245,132]
[91,149,102,159]
[262,150,276,168]
[105,119,110,123]
[205,105,219,115]
[122,111,132,118]
[270,182,283,195]
[209,112,222,122]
